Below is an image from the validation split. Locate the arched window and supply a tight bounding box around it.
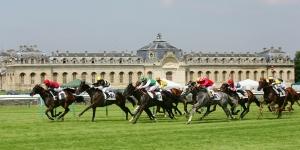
[287,71,291,80]
[119,72,124,83]
[137,72,143,81]
[128,72,133,83]
[238,71,242,81]
[147,71,153,79]
[214,71,219,82]
[254,71,258,81]
[81,72,87,81]
[222,71,227,81]
[166,71,172,81]
[206,71,211,79]
[100,72,105,80]
[272,71,276,78]
[189,71,194,81]
[230,71,235,80]
[53,72,58,82]
[261,71,265,78]
[40,72,46,83]
[91,72,96,83]
[110,72,115,83]
[246,71,250,79]
[62,58,67,64]
[62,72,68,84]
[198,71,202,78]
[279,70,284,79]
[72,72,77,80]
[30,72,35,84]
[20,73,25,85]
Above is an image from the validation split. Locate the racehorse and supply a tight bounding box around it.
[257,78,286,118]
[155,88,184,116]
[283,87,300,111]
[220,83,260,119]
[182,84,237,124]
[30,84,81,120]
[123,83,175,124]
[75,81,135,121]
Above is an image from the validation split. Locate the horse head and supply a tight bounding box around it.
[220,83,229,92]
[30,84,44,96]
[76,81,90,95]
[257,78,268,91]
[123,83,136,98]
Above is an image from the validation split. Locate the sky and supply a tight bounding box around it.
[0,0,299,57]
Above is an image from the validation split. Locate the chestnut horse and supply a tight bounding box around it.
[257,78,286,118]
[75,81,135,121]
[30,84,80,120]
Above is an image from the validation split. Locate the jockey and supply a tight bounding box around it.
[137,76,161,100]
[274,78,286,96]
[93,76,113,98]
[196,76,216,99]
[228,79,246,96]
[156,77,183,92]
[43,79,63,101]
[267,76,275,85]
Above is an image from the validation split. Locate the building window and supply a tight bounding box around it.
[137,72,143,81]
[222,71,227,81]
[91,72,96,83]
[230,71,235,80]
[198,71,202,78]
[261,71,265,79]
[206,71,211,79]
[62,72,68,84]
[214,71,219,82]
[272,71,276,78]
[100,72,105,80]
[147,71,153,79]
[246,71,250,79]
[238,71,242,81]
[30,73,35,84]
[20,73,25,85]
[53,72,58,82]
[72,72,77,80]
[254,71,258,81]
[166,71,172,81]
[279,70,284,79]
[189,71,194,81]
[110,72,115,83]
[40,72,46,83]
[128,72,133,83]
[287,71,291,80]
[119,72,124,83]
[81,72,87,81]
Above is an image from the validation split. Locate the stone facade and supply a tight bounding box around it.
[0,34,295,91]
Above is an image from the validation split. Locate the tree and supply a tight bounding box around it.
[295,51,300,82]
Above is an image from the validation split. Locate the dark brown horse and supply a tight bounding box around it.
[123,83,175,124]
[30,84,80,120]
[283,87,300,111]
[257,78,286,118]
[75,81,135,121]
[220,83,260,119]
[155,88,184,116]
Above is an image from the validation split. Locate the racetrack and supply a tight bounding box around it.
[0,104,300,150]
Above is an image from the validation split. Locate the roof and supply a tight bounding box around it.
[139,33,178,50]
[54,52,136,57]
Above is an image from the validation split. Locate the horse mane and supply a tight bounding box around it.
[63,88,76,93]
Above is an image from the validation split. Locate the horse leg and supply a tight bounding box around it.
[78,103,95,117]
[208,104,217,113]
[183,102,189,114]
[45,107,54,120]
[92,107,97,122]
[199,105,212,120]
[57,102,71,120]
[132,105,144,124]
[173,104,182,116]
[239,101,247,119]
[187,102,201,124]
[117,104,132,120]
[144,108,155,120]
[220,104,234,120]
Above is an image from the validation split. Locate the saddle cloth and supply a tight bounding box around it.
[104,91,116,100]
[272,87,285,97]
[212,93,221,101]
[147,91,163,101]
[237,92,248,99]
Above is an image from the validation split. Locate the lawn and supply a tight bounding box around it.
[0,104,300,150]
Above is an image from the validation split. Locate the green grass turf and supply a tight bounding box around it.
[0,104,300,150]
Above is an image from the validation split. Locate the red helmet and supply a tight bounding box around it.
[43,79,50,86]
[227,79,234,85]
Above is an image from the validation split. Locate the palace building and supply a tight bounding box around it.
[0,34,295,91]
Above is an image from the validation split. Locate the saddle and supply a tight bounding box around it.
[103,91,116,100]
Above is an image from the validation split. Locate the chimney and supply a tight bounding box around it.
[66,50,69,57]
[104,51,106,57]
[121,51,125,57]
[85,50,88,57]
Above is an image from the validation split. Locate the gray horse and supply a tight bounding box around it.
[182,84,237,124]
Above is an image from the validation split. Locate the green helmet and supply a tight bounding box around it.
[140,76,147,82]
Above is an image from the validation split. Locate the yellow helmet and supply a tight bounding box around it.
[268,76,274,80]
[96,75,101,81]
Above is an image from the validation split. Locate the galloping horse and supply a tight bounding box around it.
[123,83,175,124]
[30,84,80,120]
[220,83,260,119]
[75,81,135,121]
[284,87,300,111]
[257,78,286,118]
[183,85,237,124]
